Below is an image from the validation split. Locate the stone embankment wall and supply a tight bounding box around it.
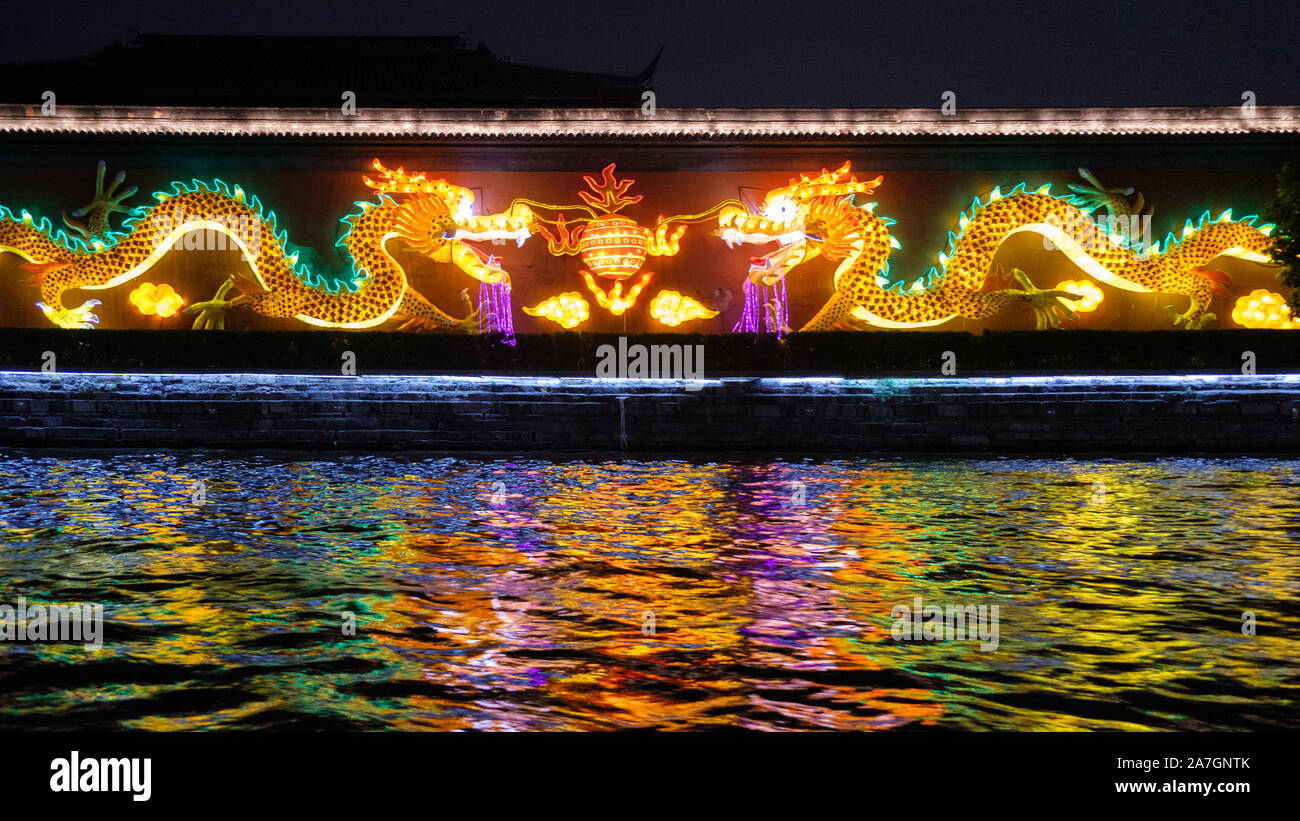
[2,372,1298,452]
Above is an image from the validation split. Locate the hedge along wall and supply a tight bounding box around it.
[0,131,1295,336]
[2,328,1298,376]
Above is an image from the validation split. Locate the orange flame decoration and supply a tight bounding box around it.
[582,270,654,316]
[536,215,584,256]
[534,166,659,285]
[579,164,643,213]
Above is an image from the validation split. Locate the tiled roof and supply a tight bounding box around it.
[0,105,1296,139]
[0,34,658,108]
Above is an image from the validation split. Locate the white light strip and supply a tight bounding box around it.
[1,105,1297,138]
[79,220,270,292]
[1004,223,1151,293]
[4,371,1298,388]
[851,308,959,328]
[294,232,404,329]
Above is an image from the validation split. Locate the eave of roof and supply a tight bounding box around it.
[0,105,1296,139]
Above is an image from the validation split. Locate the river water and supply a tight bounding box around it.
[1,452,1296,730]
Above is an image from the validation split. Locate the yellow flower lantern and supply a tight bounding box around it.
[1231,289,1297,329]
[129,282,185,318]
[1054,279,1104,313]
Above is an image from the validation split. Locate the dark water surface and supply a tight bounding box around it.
[1,452,1296,731]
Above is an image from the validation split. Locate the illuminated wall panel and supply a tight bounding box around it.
[0,114,1292,335]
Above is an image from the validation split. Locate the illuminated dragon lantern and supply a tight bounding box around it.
[719,163,1278,332]
[0,160,534,331]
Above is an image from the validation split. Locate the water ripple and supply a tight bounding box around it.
[0,453,1297,731]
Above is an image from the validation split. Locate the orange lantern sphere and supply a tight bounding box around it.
[578,215,649,280]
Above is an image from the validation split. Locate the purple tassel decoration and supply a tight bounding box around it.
[732,277,790,338]
[479,278,516,345]
[771,277,789,338]
[734,278,761,333]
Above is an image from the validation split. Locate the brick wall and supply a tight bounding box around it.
[1,372,1298,452]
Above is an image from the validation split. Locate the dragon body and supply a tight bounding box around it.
[2,161,1279,334]
[0,161,533,330]
[719,165,1276,331]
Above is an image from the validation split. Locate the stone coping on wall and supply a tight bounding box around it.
[1,371,1297,453]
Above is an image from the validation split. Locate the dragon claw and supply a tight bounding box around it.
[1011,268,1080,330]
[64,162,138,241]
[36,299,101,329]
[397,317,440,332]
[186,299,228,330]
[185,277,236,330]
[459,311,485,333]
[95,162,133,209]
[395,310,484,333]
[1164,305,1216,330]
[461,286,504,333]
[395,288,493,333]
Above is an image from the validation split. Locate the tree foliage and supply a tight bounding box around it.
[1265,161,1300,313]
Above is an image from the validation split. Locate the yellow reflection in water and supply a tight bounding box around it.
[1,456,1297,730]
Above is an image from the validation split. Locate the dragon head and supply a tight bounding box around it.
[364,160,534,273]
[718,163,884,285]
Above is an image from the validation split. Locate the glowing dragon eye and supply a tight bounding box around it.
[455,198,473,223]
[763,197,796,221]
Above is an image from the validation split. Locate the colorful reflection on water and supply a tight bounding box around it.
[0,453,1297,731]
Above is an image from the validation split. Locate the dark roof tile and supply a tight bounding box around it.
[0,33,658,108]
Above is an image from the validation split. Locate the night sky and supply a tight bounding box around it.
[1,0,1297,108]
